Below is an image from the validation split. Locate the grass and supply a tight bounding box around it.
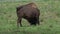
[0,0,60,34]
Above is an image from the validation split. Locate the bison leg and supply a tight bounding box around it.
[37,17,40,25]
[19,18,22,27]
[37,20,40,25]
[17,18,22,27]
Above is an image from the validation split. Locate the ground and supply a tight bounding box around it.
[0,0,60,34]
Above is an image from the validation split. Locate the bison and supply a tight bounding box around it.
[16,3,40,27]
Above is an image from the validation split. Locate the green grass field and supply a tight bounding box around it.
[0,0,60,34]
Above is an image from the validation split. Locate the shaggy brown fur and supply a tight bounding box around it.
[16,3,40,27]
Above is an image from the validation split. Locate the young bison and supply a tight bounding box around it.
[16,3,40,27]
